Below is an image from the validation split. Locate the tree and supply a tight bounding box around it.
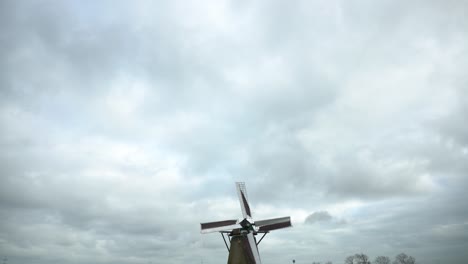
[354,253,370,264]
[393,253,415,264]
[345,255,354,264]
[325,261,333,264]
[374,256,390,264]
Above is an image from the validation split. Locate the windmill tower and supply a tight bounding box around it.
[200,182,292,264]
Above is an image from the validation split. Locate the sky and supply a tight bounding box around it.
[1,0,467,264]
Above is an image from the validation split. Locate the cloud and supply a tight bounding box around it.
[304,211,347,229]
[305,211,333,224]
[1,0,468,264]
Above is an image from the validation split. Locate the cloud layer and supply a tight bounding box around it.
[1,1,468,264]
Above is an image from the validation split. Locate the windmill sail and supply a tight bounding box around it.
[236,182,252,218]
[200,219,240,233]
[247,232,261,263]
[255,216,292,232]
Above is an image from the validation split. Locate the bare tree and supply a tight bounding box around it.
[325,261,333,264]
[374,256,390,264]
[354,253,370,264]
[345,255,354,264]
[393,253,415,264]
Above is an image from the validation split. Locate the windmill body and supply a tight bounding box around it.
[200,182,292,264]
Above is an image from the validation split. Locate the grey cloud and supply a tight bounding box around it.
[304,211,347,229]
[437,92,468,147]
[305,211,333,224]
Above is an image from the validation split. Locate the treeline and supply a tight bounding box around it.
[307,252,416,264]
[345,253,415,264]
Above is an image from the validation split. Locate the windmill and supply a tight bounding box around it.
[200,182,292,264]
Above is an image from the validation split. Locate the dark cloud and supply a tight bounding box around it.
[305,211,333,224]
[304,211,347,232]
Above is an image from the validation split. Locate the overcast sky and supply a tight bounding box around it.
[1,1,468,264]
